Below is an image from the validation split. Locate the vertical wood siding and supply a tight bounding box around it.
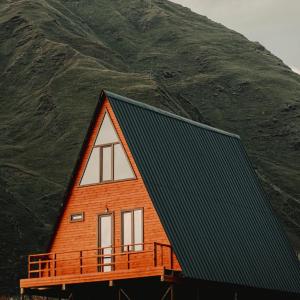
[49,97,180,274]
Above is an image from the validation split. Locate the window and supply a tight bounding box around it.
[121,209,143,252]
[70,212,84,222]
[102,145,113,182]
[80,112,135,185]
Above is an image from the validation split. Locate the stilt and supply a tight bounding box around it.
[20,287,24,300]
[118,288,131,300]
[170,284,174,300]
[161,284,174,300]
[195,287,198,300]
[234,291,238,300]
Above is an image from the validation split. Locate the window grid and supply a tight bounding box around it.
[79,111,135,186]
[121,209,144,252]
[100,143,116,183]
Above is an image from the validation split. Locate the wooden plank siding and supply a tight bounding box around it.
[21,97,181,289]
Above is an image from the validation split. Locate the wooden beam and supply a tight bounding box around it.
[119,288,131,300]
[170,284,174,300]
[161,274,182,284]
[161,286,171,300]
[21,266,168,288]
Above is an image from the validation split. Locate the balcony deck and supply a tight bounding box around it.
[20,242,181,289]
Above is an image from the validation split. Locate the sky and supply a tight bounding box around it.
[171,0,300,74]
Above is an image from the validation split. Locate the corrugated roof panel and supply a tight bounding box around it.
[106,91,300,293]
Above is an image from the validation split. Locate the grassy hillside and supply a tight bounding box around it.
[0,0,300,294]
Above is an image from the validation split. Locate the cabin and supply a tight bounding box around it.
[20,91,300,299]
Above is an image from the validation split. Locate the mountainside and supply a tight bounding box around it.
[0,0,300,294]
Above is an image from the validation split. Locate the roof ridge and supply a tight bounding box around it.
[103,90,240,139]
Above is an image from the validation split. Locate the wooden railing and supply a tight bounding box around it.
[27,242,174,279]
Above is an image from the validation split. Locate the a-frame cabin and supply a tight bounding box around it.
[20,91,300,299]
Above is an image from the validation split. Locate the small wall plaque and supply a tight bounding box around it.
[70,212,84,222]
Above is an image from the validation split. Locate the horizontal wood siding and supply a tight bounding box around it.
[49,97,180,278]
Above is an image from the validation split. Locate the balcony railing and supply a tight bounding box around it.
[27,242,175,279]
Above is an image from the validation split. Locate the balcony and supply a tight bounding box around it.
[20,242,180,289]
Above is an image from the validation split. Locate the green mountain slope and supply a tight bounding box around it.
[0,0,300,294]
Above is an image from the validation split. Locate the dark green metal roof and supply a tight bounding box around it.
[105,91,300,294]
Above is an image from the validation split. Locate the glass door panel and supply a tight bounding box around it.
[99,214,113,272]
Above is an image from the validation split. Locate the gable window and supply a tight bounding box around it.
[80,112,135,185]
[101,145,113,181]
[121,209,143,252]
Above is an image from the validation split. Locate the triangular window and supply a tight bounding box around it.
[80,112,135,186]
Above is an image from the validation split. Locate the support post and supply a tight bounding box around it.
[161,286,171,300]
[119,288,131,300]
[160,284,175,300]
[20,287,24,300]
[170,284,174,300]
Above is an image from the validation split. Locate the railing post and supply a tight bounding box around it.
[54,253,57,276]
[110,246,116,271]
[127,245,130,269]
[28,256,31,279]
[154,242,157,267]
[80,251,83,274]
[170,247,173,269]
[98,248,102,272]
[38,258,41,278]
[51,253,54,276]
[48,260,50,277]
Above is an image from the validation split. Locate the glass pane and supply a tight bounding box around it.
[100,215,112,248]
[100,215,112,272]
[114,144,135,180]
[80,148,100,185]
[102,146,112,181]
[95,113,119,145]
[122,212,133,251]
[134,210,143,251]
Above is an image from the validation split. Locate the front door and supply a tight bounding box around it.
[98,214,113,272]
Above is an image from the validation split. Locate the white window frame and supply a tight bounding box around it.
[121,208,144,252]
[80,111,135,186]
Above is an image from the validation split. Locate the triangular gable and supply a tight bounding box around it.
[95,113,119,145]
[47,93,141,251]
[80,111,135,185]
[48,92,180,273]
